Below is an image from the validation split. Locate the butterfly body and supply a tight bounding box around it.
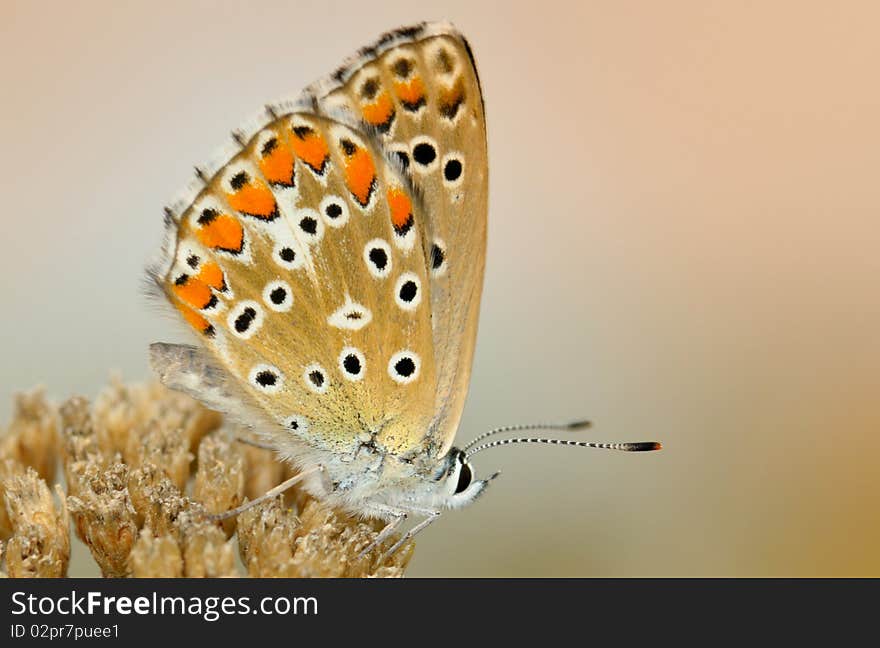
[149,22,660,552]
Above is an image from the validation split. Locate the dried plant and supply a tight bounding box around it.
[3,469,69,577]
[0,381,413,578]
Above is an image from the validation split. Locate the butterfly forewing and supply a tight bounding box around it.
[156,111,437,457]
[314,25,489,457]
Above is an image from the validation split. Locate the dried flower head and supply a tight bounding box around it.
[129,528,183,578]
[1,380,413,577]
[2,468,69,577]
[1,388,60,539]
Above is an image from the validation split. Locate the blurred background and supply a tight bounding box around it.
[1,0,878,576]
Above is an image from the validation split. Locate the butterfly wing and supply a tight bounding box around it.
[150,109,439,458]
[150,22,486,461]
[309,22,489,457]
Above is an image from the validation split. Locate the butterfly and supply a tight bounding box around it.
[147,21,661,560]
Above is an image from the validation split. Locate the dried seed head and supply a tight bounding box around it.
[181,523,237,577]
[292,500,413,578]
[192,433,244,537]
[66,463,137,577]
[59,396,107,497]
[237,497,300,577]
[3,380,414,578]
[129,528,183,577]
[1,387,59,484]
[3,469,69,577]
[124,418,193,491]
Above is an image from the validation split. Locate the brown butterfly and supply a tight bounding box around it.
[148,22,661,560]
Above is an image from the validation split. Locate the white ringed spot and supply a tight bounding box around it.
[430,239,447,277]
[338,347,366,381]
[364,238,392,279]
[227,300,264,339]
[292,208,324,244]
[248,364,283,394]
[327,298,372,331]
[388,350,420,384]
[441,151,464,188]
[272,241,305,270]
[262,280,293,312]
[394,272,422,311]
[303,363,329,394]
[319,195,350,229]
[410,136,439,174]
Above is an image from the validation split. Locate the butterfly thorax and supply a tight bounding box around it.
[268,427,484,519]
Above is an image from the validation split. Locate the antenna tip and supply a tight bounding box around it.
[567,419,593,430]
[637,442,662,451]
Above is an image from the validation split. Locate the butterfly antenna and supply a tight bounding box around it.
[461,420,592,452]
[465,437,662,459]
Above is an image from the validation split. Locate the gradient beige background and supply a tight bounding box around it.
[2,1,878,577]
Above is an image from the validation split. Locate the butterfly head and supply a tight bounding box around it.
[430,447,500,510]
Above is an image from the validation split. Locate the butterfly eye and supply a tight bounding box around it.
[388,351,420,384]
[364,239,392,279]
[248,364,284,394]
[394,272,421,311]
[454,462,473,495]
[303,363,329,394]
[262,280,293,312]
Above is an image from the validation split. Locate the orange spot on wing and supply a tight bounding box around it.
[387,187,413,231]
[196,213,244,254]
[175,301,214,336]
[344,145,376,207]
[290,128,329,174]
[173,276,214,310]
[226,179,277,220]
[362,92,395,126]
[395,77,425,108]
[197,261,226,291]
[259,140,295,187]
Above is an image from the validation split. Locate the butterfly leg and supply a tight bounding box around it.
[207,464,324,521]
[234,436,276,451]
[380,511,441,563]
[357,511,408,560]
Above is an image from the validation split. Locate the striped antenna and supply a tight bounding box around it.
[461,420,592,452]
[465,437,662,459]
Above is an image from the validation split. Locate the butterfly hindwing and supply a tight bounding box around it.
[311,23,489,457]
